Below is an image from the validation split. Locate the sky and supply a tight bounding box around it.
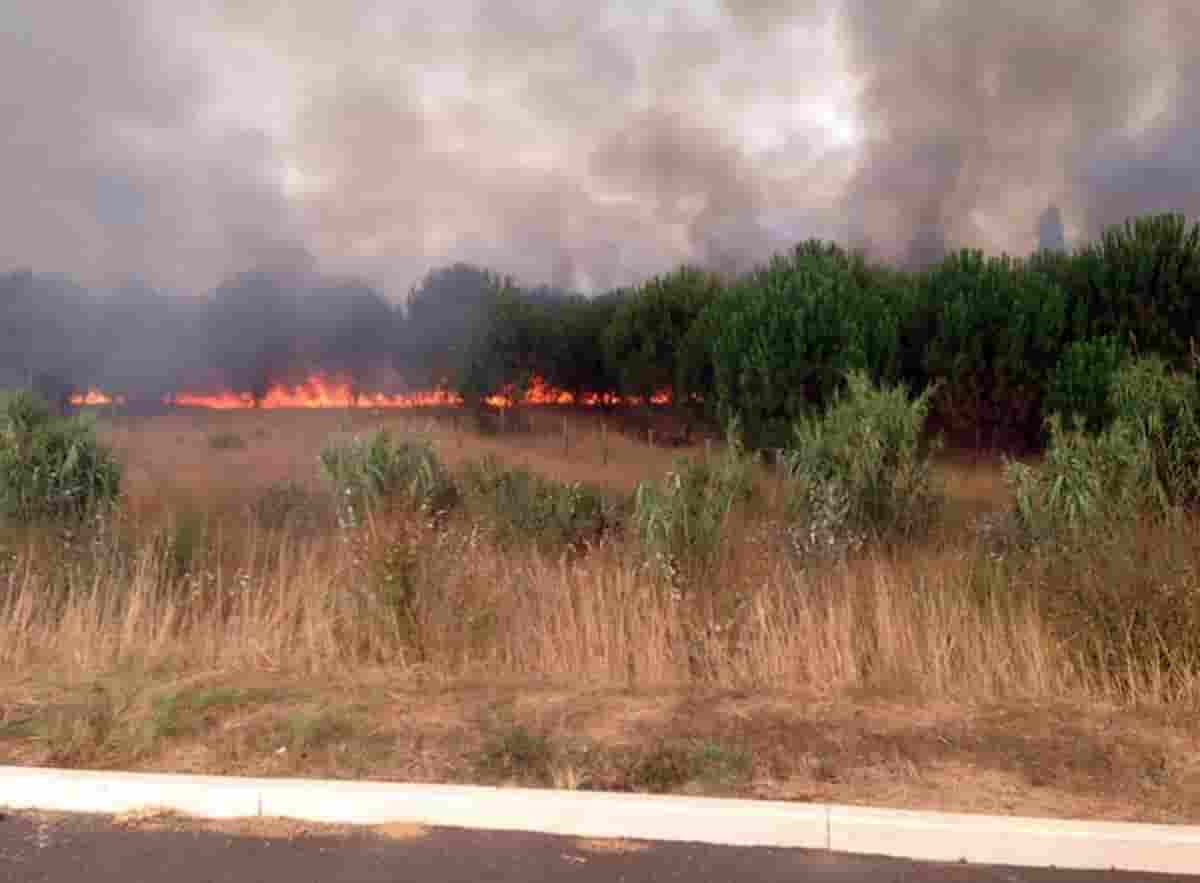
[2,0,1198,297]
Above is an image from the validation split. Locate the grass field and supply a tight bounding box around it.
[2,406,1198,823]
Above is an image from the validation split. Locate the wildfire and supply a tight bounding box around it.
[165,376,465,411]
[73,374,673,411]
[69,389,126,407]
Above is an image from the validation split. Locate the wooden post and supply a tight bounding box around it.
[648,428,655,448]
[562,416,569,456]
[601,421,609,466]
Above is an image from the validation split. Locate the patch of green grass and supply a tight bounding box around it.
[475,723,558,786]
[278,708,356,755]
[622,739,752,794]
[144,686,279,745]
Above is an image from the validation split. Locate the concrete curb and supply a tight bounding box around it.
[3,765,1199,875]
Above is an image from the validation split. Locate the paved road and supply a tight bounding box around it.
[1,810,1196,883]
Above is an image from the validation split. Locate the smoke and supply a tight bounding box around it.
[3,1,1200,394]
[836,0,1200,263]
[1038,206,1068,253]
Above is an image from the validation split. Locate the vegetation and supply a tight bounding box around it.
[319,429,457,525]
[4,209,1200,819]
[782,372,941,555]
[0,389,121,522]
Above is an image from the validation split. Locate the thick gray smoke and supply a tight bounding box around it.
[2,1,1199,394]
[835,0,1200,264]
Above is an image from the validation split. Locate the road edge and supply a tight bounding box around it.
[3,765,1199,875]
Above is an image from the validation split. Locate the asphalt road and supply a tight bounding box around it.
[1,810,1196,883]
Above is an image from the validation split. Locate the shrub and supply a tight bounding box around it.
[1005,415,1148,544]
[780,372,941,554]
[1006,357,1200,543]
[460,456,613,551]
[631,421,755,575]
[319,430,457,526]
[0,389,122,522]
[1108,356,1200,510]
[1045,335,1129,434]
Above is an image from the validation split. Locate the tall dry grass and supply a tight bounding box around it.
[0,511,1114,703]
[2,407,1197,709]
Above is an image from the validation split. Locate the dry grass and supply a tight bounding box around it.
[2,406,1198,822]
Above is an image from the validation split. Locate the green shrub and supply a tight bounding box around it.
[1005,415,1148,544]
[319,430,457,526]
[1109,356,1200,510]
[1045,336,1129,435]
[781,372,941,554]
[632,421,755,575]
[1006,357,1200,543]
[0,389,122,522]
[207,431,247,450]
[461,456,613,551]
[623,740,752,794]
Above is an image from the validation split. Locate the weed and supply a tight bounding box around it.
[781,372,941,555]
[0,390,122,522]
[631,420,754,575]
[279,708,355,755]
[475,723,558,786]
[320,430,457,526]
[461,456,614,551]
[622,740,752,793]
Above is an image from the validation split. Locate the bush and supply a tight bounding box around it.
[780,372,941,553]
[1006,357,1200,543]
[460,456,613,551]
[1045,335,1129,434]
[319,430,457,526]
[0,389,122,522]
[631,421,755,575]
[1108,356,1200,510]
[1005,415,1148,544]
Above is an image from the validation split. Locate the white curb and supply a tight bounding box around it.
[3,765,1200,875]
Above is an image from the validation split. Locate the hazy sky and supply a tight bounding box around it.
[3,1,1198,296]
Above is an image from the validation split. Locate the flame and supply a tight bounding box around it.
[70,389,126,407]
[166,376,465,410]
[71,374,673,411]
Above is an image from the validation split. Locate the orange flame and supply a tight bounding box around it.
[69,389,126,407]
[72,374,673,411]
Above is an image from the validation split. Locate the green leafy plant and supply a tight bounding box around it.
[319,430,457,526]
[461,456,613,551]
[1006,357,1200,544]
[632,421,755,575]
[0,389,122,522]
[781,372,941,554]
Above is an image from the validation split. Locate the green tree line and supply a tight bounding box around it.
[459,213,1200,452]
